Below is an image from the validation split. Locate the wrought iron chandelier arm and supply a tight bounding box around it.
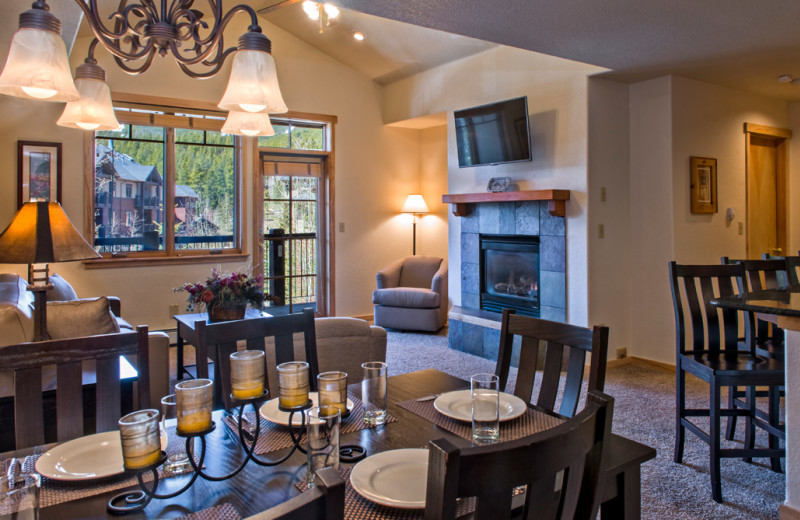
[113,49,156,75]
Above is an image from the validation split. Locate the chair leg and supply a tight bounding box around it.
[768,385,783,473]
[675,366,686,464]
[743,385,755,463]
[725,385,737,440]
[710,382,723,503]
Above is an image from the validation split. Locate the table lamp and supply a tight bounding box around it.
[0,201,100,340]
[401,194,429,255]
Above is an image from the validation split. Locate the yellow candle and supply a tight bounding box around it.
[118,409,161,470]
[230,350,265,400]
[177,409,212,434]
[277,361,310,409]
[124,448,162,469]
[232,382,264,400]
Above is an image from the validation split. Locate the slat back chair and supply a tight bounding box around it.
[781,256,800,287]
[669,261,784,502]
[0,327,150,450]
[495,309,608,418]
[424,390,613,520]
[246,466,344,520]
[195,308,318,410]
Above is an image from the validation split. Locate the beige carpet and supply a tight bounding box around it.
[169,329,784,519]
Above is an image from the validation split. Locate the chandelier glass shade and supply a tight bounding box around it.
[0,27,79,102]
[221,111,276,137]
[0,1,288,137]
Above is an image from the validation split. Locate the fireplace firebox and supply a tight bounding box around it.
[480,235,540,317]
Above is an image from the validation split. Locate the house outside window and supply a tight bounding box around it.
[89,105,241,258]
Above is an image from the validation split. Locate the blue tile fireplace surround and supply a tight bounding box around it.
[448,200,566,361]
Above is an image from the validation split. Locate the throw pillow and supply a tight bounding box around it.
[46,296,120,339]
[46,273,79,302]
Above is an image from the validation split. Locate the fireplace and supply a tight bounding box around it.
[480,234,540,317]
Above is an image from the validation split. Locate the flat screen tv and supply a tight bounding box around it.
[454,96,531,168]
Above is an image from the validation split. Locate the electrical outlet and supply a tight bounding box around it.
[616,347,627,360]
[598,224,605,239]
[169,303,179,318]
[339,222,345,232]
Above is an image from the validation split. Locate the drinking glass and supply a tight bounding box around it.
[119,409,161,469]
[361,361,387,426]
[317,371,348,416]
[471,373,500,445]
[306,406,340,487]
[277,361,310,409]
[0,473,40,520]
[161,394,191,474]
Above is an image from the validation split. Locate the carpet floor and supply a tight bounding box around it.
[170,328,784,519]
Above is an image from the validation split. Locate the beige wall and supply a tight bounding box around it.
[0,15,448,330]
[384,46,607,326]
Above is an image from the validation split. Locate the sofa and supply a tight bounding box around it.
[262,316,387,397]
[0,273,169,409]
[372,255,448,332]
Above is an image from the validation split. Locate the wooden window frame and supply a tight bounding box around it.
[83,95,246,268]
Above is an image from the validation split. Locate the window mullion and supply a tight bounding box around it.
[165,128,176,253]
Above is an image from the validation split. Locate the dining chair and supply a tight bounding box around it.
[495,309,608,418]
[244,466,345,520]
[424,390,613,520]
[781,255,800,287]
[0,326,150,450]
[720,257,786,443]
[669,261,784,502]
[194,308,318,410]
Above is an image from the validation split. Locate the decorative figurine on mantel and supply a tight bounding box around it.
[487,177,513,192]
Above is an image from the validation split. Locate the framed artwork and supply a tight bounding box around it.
[690,156,717,214]
[17,140,62,209]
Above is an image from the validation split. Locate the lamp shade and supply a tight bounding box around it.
[218,49,288,114]
[0,202,100,264]
[57,77,120,131]
[401,194,429,214]
[0,28,79,102]
[221,111,275,137]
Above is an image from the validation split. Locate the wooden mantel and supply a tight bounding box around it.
[442,189,571,217]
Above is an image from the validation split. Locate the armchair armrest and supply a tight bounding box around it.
[107,297,121,317]
[376,258,404,289]
[430,262,448,295]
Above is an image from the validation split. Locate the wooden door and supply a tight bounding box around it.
[745,123,791,259]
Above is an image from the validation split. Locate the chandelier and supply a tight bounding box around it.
[0,0,287,136]
[302,1,339,34]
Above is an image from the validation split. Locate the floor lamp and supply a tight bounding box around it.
[0,201,100,341]
[402,194,429,255]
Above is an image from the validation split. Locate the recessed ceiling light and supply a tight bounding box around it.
[353,31,366,41]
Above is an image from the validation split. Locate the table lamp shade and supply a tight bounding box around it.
[0,201,100,264]
[401,194,429,214]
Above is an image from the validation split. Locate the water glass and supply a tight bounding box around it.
[119,409,161,469]
[471,373,500,445]
[306,406,340,487]
[361,361,387,426]
[161,394,191,474]
[317,371,348,416]
[0,473,40,520]
[277,361,310,409]
[175,379,214,434]
[230,350,265,400]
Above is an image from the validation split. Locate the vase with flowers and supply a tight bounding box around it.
[176,269,268,321]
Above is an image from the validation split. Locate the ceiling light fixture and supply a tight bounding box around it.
[221,111,276,137]
[302,1,340,34]
[0,0,288,136]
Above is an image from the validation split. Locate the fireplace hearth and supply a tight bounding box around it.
[480,234,540,317]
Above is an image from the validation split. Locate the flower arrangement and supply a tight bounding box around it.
[176,269,268,319]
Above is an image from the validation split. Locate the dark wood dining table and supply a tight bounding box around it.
[4,369,655,519]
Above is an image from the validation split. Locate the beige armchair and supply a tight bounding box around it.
[372,256,448,332]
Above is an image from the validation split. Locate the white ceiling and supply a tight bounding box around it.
[259,0,800,102]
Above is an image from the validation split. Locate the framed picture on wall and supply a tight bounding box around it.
[17,141,62,209]
[690,156,717,214]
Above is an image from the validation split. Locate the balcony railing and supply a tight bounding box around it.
[94,234,234,253]
[264,231,317,310]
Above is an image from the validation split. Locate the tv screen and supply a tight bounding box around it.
[454,96,531,168]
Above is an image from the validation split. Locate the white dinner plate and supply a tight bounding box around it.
[35,431,124,481]
[350,448,429,509]
[259,392,355,426]
[433,389,527,422]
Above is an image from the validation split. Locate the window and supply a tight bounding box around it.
[257,122,324,150]
[90,106,240,258]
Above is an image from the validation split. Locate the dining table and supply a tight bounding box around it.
[1,369,655,519]
[712,287,800,519]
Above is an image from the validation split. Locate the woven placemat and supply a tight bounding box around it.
[296,466,476,520]
[396,398,562,442]
[177,502,241,520]
[221,394,397,455]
